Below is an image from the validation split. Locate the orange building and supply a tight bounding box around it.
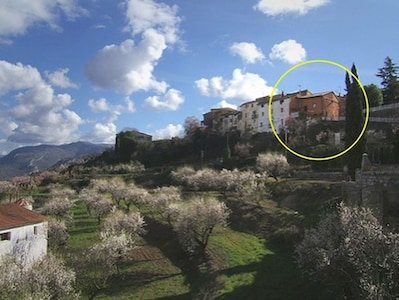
[290,91,340,120]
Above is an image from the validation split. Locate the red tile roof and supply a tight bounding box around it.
[0,204,46,230]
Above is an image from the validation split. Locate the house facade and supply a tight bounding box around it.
[257,93,292,133]
[290,91,340,121]
[239,100,258,135]
[0,203,47,266]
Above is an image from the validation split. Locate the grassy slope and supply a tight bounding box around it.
[68,202,190,299]
[66,176,340,299]
[209,229,335,300]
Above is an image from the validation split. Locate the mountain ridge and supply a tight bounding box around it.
[0,141,112,179]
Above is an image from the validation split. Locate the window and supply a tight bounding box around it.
[262,112,265,117]
[281,108,284,113]
[313,103,317,108]
[281,119,284,126]
[0,232,11,241]
[34,226,38,235]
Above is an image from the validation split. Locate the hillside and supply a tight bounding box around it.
[0,141,111,179]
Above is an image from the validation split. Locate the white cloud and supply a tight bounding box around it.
[85,32,168,94]
[143,88,184,111]
[0,0,88,36]
[195,68,273,103]
[88,97,110,112]
[88,97,135,122]
[123,0,181,44]
[0,60,42,96]
[84,122,117,144]
[214,100,238,110]
[230,42,265,64]
[153,124,183,140]
[269,39,306,64]
[254,0,329,16]
[44,68,78,89]
[0,60,83,144]
[86,0,183,98]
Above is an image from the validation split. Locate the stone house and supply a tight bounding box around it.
[0,203,47,267]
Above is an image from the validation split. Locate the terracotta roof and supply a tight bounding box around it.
[0,204,45,230]
[296,91,336,99]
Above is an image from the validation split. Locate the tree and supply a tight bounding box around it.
[345,64,366,179]
[41,196,75,221]
[74,233,133,300]
[147,186,182,222]
[103,210,146,237]
[296,203,399,299]
[0,253,79,300]
[121,182,149,210]
[79,188,115,223]
[184,116,200,138]
[364,83,383,107]
[256,152,289,181]
[48,219,69,251]
[233,142,253,158]
[376,56,399,104]
[170,197,230,254]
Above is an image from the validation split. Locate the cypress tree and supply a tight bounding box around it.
[345,63,366,179]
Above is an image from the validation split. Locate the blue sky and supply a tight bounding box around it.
[0,0,397,154]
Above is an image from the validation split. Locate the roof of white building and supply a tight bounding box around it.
[0,204,45,230]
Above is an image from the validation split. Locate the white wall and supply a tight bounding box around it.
[258,97,290,133]
[0,222,48,267]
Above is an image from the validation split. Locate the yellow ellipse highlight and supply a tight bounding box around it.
[268,59,369,161]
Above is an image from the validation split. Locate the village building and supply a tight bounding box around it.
[202,107,239,133]
[239,100,258,135]
[0,202,47,266]
[290,91,340,121]
[256,92,296,133]
[202,90,343,137]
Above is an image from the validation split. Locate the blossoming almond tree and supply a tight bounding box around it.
[170,197,230,254]
[296,203,399,299]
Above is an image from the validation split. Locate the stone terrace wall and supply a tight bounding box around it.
[342,165,399,224]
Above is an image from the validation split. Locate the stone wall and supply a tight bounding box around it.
[342,164,399,225]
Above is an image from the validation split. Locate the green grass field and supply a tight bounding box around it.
[67,201,335,299]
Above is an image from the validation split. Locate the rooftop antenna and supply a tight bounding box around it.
[298,84,302,92]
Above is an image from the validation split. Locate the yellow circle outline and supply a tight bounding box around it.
[268,59,369,161]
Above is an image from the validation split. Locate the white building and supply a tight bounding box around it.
[0,203,47,267]
[257,93,291,133]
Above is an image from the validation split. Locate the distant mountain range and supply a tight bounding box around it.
[0,142,112,179]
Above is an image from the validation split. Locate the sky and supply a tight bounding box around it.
[0,0,398,155]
